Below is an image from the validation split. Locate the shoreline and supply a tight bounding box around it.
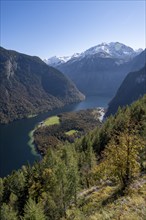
[27,107,105,156]
[27,128,41,157]
[1,95,110,177]
[0,98,85,125]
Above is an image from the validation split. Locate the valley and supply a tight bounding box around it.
[0,43,145,220]
[0,95,110,177]
[1,1,145,219]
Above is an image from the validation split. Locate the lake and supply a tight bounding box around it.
[0,95,112,177]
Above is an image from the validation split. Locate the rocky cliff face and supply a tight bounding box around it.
[0,47,84,124]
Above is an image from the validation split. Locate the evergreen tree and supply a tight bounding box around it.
[79,139,96,188]
[63,145,80,205]
[0,203,18,220]
[22,198,46,220]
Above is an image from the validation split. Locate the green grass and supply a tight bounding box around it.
[44,116,60,126]
[65,129,78,136]
[70,175,146,220]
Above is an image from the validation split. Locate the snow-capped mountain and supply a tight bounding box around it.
[82,42,142,60]
[44,56,71,66]
[44,53,80,67]
[44,42,143,67]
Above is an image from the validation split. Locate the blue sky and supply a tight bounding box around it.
[1,0,145,59]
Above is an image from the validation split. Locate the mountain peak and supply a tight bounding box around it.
[83,42,137,59]
[44,42,143,67]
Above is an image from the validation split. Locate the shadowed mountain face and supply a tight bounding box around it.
[130,49,146,71]
[57,55,132,96]
[105,64,146,117]
[50,44,144,97]
[0,47,84,124]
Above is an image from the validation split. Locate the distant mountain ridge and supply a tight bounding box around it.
[44,53,80,67]
[0,47,84,124]
[45,42,143,66]
[47,43,145,97]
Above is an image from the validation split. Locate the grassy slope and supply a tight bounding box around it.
[43,116,60,126]
[65,130,78,136]
[66,175,146,220]
[89,175,146,220]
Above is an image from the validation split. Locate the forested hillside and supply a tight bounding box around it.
[33,108,103,155]
[0,47,84,124]
[106,64,146,117]
[0,95,146,220]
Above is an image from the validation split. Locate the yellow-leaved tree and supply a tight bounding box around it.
[96,130,145,189]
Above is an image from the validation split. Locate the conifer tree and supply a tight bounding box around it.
[63,145,80,205]
[79,139,96,188]
[22,198,46,220]
[0,203,18,220]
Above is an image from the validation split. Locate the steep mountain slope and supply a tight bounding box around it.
[58,55,131,96]
[130,49,146,71]
[46,42,143,96]
[105,64,146,117]
[0,47,84,124]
